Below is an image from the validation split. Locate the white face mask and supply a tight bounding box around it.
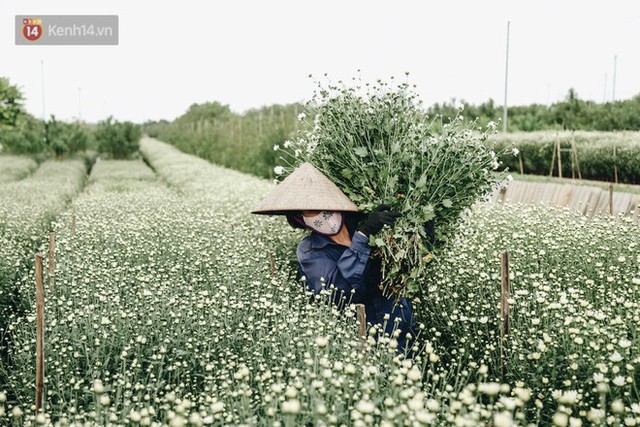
[302,211,343,236]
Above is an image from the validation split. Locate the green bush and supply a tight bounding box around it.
[95,116,141,159]
[143,102,303,178]
[490,131,640,184]
[0,113,46,154]
[44,115,91,158]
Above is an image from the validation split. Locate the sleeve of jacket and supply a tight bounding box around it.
[297,232,372,302]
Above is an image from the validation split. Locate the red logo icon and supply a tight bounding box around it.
[22,18,43,42]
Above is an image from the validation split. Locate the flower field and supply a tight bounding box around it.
[0,138,638,426]
[0,159,87,334]
[0,156,38,184]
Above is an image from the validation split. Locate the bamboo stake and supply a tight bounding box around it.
[609,183,614,215]
[518,153,524,175]
[499,186,507,203]
[48,233,55,273]
[355,304,368,362]
[613,145,618,184]
[500,252,510,380]
[48,233,55,288]
[35,253,45,414]
[549,141,556,177]
[556,137,562,179]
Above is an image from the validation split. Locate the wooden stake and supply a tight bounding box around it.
[500,252,510,380]
[556,137,562,179]
[549,141,556,177]
[609,183,614,215]
[613,145,618,184]
[499,186,507,203]
[518,153,524,175]
[35,253,45,414]
[71,214,76,237]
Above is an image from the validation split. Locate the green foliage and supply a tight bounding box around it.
[143,103,303,178]
[429,89,640,132]
[44,115,91,158]
[0,113,46,154]
[0,77,24,128]
[95,116,141,159]
[491,131,640,184]
[280,76,511,299]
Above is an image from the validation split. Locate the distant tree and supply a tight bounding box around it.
[45,115,68,158]
[177,101,232,124]
[95,116,141,159]
[0,77,25,127]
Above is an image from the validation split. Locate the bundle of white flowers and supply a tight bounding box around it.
[279,75,511,299]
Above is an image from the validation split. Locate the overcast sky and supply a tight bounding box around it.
[2,0,639,123]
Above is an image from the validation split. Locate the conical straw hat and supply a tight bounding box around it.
[251,162,360,215]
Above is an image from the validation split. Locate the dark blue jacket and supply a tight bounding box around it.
[296,219,416,352]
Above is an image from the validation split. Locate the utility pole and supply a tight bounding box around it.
[503,21,510,133]
[612,55,617,101]
[41,60,46,121]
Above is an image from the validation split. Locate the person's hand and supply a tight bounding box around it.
[358,204,402,237]
[423,218,436,245]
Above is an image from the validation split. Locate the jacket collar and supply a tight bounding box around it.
[309,221,357,250]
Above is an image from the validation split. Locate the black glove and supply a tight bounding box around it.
[358,204,402,237]
[423,219,436,246]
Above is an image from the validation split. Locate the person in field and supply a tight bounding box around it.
[251,162,434,354]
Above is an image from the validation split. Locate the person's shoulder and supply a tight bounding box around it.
[296,235,332,263]
[297,235,314,255]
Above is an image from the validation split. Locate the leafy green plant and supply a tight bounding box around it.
[143,103,303,178]
[279,75,512,299]
[491,131,640,184]
[95,116,141,159]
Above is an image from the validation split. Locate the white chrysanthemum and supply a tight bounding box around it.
[493,411,513,427]
[610,351,623,362]
[558,390,578,405]
[210,401,224,414]
[619,338,632,348]
[613,376,626,386]
[129,410,141,422]
[355,400,375,414]
[478,382,501,396]
[315,336,328,348]
[552,412,569,427]
[282,399,301,414]
[612,399,625,414]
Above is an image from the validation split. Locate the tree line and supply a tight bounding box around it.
[0,77,141,160]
